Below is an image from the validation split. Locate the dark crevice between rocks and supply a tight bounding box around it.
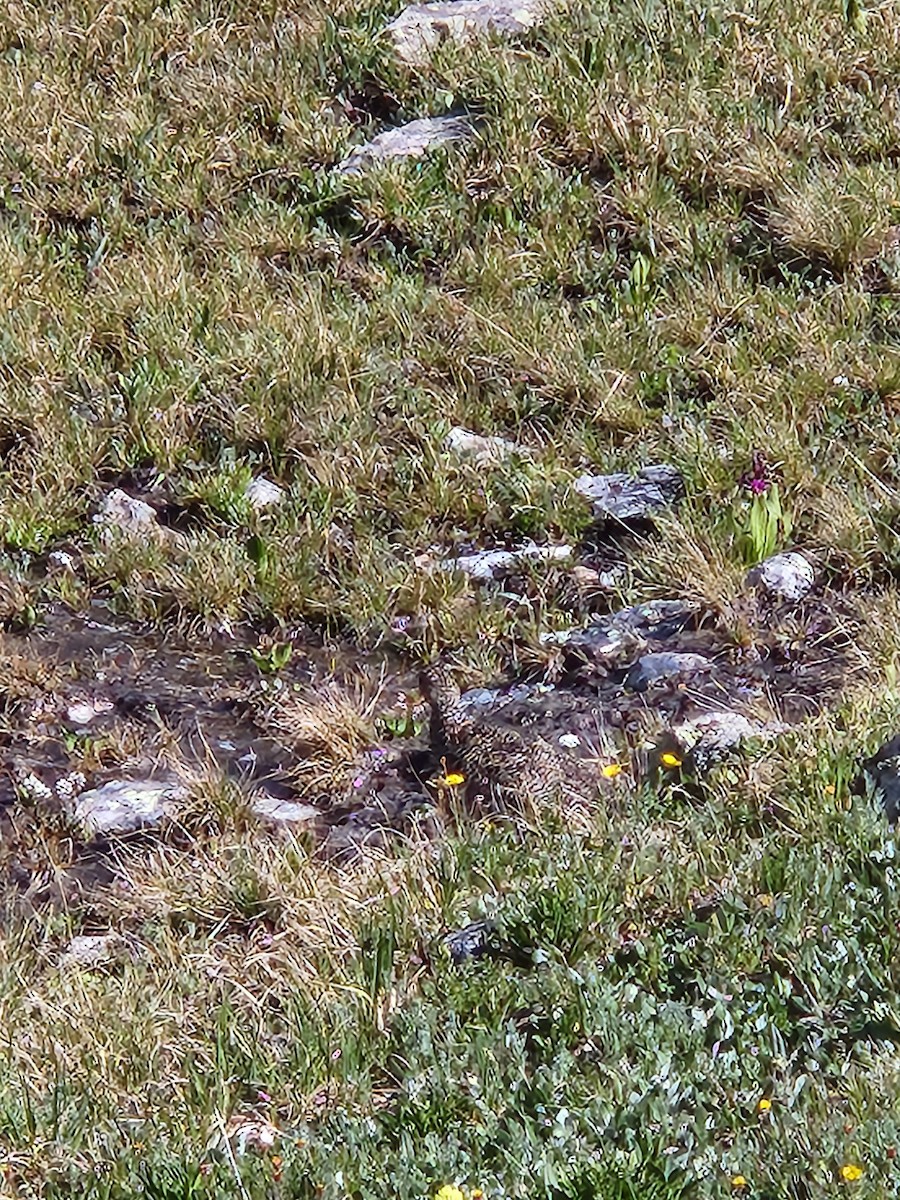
[334,76,402,126]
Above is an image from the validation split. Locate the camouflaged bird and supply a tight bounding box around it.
[419,662,588,816]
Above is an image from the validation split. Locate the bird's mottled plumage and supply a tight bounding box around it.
[419,663,584,815]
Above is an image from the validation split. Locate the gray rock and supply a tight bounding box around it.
[440,541,572,582]
[61,933,128,971]
[385,0,547,65]
[542,599,699,659]
[445,919,497,963]
[337,115,473,176]
[457,687,501,709]
[251,795,319,826]
[47,549,77,573]
[626,651,712,692]
[459,682,535,712]
[676,710,763,750]
[444,919,533,966]
[94,489,161,539]
[746,552,814,602]
[854,734,900,821]
[446,425,521,464]
[74,776,187,837]
[672,710,787,771]
[244,477,284,510]
[574,464,684,521]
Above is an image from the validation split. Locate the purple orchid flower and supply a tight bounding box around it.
[740,450,770,496]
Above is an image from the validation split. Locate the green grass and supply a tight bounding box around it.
[9,755,900,1199]
[3,0,900,1196]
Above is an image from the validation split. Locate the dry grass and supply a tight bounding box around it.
[259,677,384,798]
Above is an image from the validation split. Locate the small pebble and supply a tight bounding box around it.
[244,477,284,510]
[445,426,520,465]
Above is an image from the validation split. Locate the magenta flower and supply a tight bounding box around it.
[740,451,770,495]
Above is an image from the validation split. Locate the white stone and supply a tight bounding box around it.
[337,116,473,175]
[244,477,284,510]
[386,0,547,65]
[93,489,159,538]
[65,697,113,725]
[47,550,77,572]
[558,733,581,748]
[746,552,814,602]
[445,426,520,465]
[74,777,187,837]
[61,933,126,970]
[440,541,572,581]
[251,795,319,825]
[673,710,782,752]
[626,651,712,691]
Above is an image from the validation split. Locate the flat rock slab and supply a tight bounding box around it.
[74,777,188,837]
[574,464,684,521]
[626,651,713,692]
[543,599,700,659]
[251,795,319,826]
[440,541,572,582]
[337,116,473,176]
[459,681,536,712]
[746,552,814,602]
[385,0,546,65]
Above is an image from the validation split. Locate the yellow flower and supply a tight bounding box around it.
[757,1097,772,1113]
[431,771,466,788]
[601,763,622,778]
[660,751,682,769]
[434,1188,466,1200]
[840,1164,864,1182]
[731,1177,747,1189]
